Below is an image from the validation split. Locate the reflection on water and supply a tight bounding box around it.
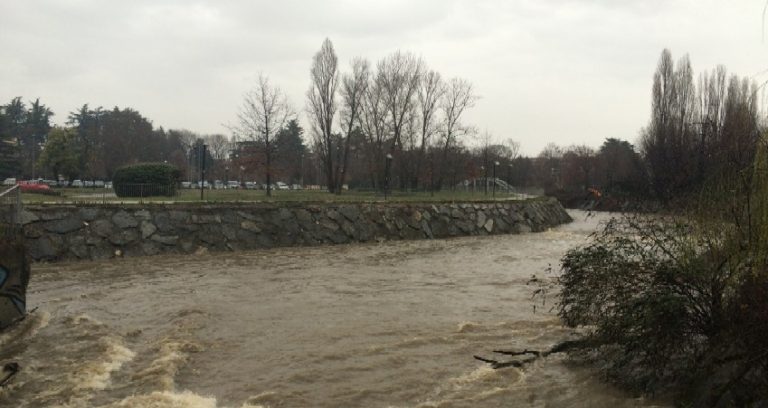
[0,210,665,407]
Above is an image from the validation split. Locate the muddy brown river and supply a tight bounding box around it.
[0,210,665,407]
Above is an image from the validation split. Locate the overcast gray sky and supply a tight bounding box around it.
[1,0,766,155]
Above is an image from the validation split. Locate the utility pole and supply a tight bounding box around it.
[199,143,207,201]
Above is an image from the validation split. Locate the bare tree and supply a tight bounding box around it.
[643,49,680,198]
[415,69,444,190]
[359,73,390,188]
[504,138,521,162]
[377,51,423,153]
[336,57,369,193]
[306,38,340,192]
[438,77,478,188]
[236,74,294,196]
[563,144,596,191]
[204,134,231,161]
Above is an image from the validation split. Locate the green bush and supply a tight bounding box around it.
[112,163,180,198]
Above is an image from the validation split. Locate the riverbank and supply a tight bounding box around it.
[18,197,571,262]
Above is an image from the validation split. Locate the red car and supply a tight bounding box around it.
[17,181,52,194]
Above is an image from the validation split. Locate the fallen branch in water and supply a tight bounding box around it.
[474,339,590,369]
[473,354,537,369]
[492,349,542,357]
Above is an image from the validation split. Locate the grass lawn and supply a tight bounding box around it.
[21,187,533,205]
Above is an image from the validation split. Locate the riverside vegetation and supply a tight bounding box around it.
[500,49,768,406]
[549,140,768,406]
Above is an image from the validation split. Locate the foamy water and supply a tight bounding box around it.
[0,210,666,407]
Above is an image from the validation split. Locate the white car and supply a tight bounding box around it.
[72,180,83,188]
[2,178,16,186]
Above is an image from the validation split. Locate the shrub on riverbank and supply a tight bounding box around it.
[557,142,768,405]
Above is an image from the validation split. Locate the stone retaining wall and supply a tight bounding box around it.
[19,197,571,262]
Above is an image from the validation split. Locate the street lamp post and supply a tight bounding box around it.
[507,163,513,194]
[225,166,229,186]
[384,153,393,200]
[236,165,244,201]
[493,161,499,198]
[480,165,485,195]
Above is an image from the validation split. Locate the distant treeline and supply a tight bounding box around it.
[0,47,763,202]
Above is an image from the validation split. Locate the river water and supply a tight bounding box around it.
[0,210,664,407]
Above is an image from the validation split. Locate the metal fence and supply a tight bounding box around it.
[113,183,179,201]
[0,185,23,237]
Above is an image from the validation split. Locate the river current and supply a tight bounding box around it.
[0,210,664,407]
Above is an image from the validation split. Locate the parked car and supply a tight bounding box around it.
[71,180,83,188]
[291,184,303,190]
[104,181,113,189]
[2,178,16,186]
[244,181,257,190]
[227,181,240,189]
[18,183,52,194]
[94,180,105,188]
[84,180,94,187]
[181,181,192,189]
[276,182,289,190]
[57,180,69,187]
[19,180,53,194]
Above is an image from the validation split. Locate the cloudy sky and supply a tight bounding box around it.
[1,0,766,155]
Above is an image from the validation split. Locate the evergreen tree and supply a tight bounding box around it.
[37,127,80,181]
[22,99,54,178]
[275,119,306,183]
[0,105,21,179]
[68,104,106,178]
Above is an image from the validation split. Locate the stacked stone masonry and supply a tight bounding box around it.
[20,198,572,262]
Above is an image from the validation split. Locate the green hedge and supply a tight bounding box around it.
[112,163,181,197]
